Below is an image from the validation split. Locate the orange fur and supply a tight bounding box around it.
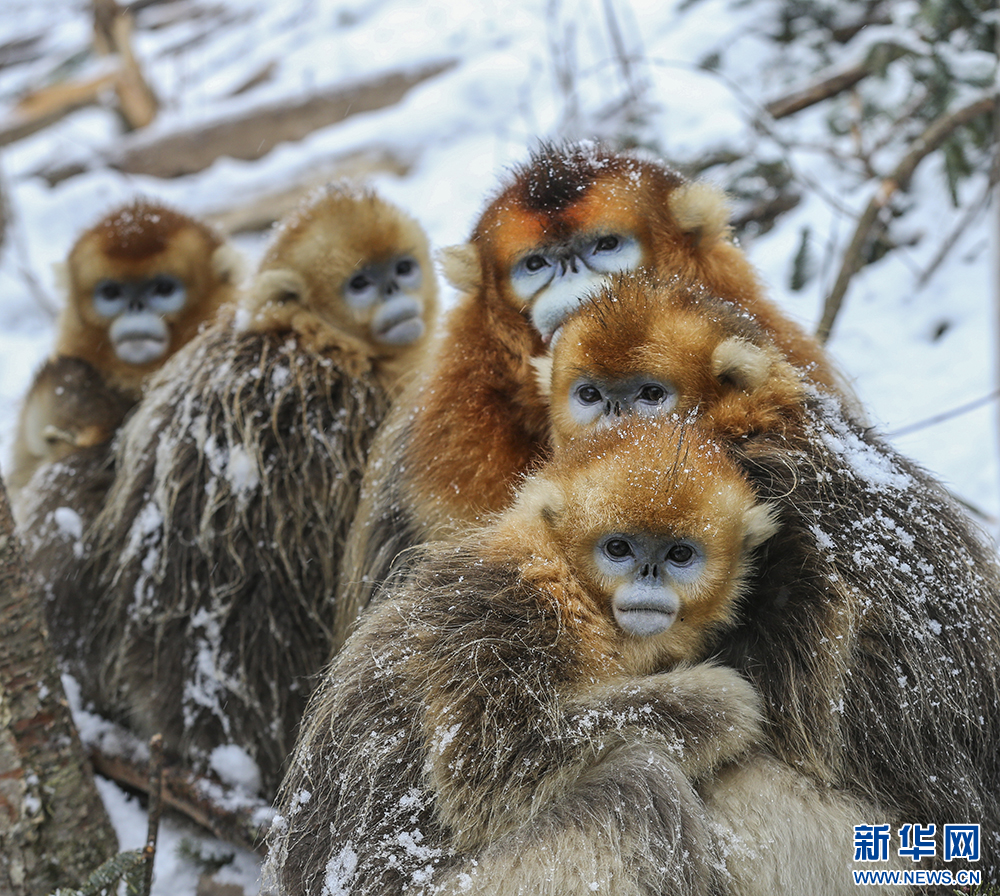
[58,199,240,397]
[409,144,831,528]
[547,273,807,451]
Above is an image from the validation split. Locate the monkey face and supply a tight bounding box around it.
[546,274,803,449]
[249,186,438,366]
[343,253,427,347]
[90,273,188,365]
[508,228,643,343]
[524,417,778,669]
[564,373,678,431]
[467,147,669,344]
[592,531,706,638]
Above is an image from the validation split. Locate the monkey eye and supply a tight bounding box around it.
[92,279,128,317]
[666,543,696,566]
[575,383,603,405]
[603,538,635,560]
[97,281,123,300]
[153,277,176,296]
[393,256,422,290]
[345,270,380,309]
[145,274,186,312]
[149,275,183,300]
[636,383,669,405]
[524,254,550,272]
[582,233,642,274]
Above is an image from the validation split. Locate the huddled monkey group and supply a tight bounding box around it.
[6,143,1000,895]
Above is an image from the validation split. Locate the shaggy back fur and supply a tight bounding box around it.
[716,388,1000,877]
[73,312,389,796]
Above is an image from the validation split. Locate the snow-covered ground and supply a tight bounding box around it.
[0,1,994,893]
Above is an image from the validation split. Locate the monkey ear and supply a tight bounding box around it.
[52,261,70,298]
[438,244,481,293]
[512,474,565,529]
[530,354,554,399]
[668,181,732,249]
[211,243,247,285]
[711,337,773,393]
[744,502,780,550]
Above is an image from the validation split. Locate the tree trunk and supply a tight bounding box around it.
[0,474,118,895]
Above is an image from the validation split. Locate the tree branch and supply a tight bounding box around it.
[764,61,872,120]
[816,92,997,343]
[89,746,272,856]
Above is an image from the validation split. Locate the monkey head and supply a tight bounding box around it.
[440,142,739,348]
[59,200,242,395]
[499,418,778,672]
[9,356,135,493]
[244,184,438,378]
[539,273,806,451]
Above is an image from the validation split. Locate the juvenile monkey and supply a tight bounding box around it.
[543,273,1000,885]
[9,199,242,496]
[338,141,843,619]
[266,418,776,895]
[9,357,133,493]
[540,271,805,450]
[39,185,439,798]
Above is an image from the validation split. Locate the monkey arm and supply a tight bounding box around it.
[428,740,725,896]
[416,562,762,850]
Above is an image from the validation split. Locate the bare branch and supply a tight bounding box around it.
[764,61,872,120]
[816,92,997,342]
[140,735,166,896]
[89,746,271,856]
[36,59,457,183]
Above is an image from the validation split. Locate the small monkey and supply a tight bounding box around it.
[265,418,775,895]
[9,199,242,497]
[540,271,806,450]
[9,357,133,492]
[34,185,439,798]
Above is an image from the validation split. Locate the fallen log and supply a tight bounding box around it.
[38,58,457,184]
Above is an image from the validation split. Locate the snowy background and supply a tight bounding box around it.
[0,0,994,893]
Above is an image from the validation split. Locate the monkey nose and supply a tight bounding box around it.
[613,401,622,417]
[604,400,613,416]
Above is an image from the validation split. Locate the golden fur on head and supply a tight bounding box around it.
[241,183,438,389]
[546,272,806,451]
[498,416,778,672]
[57,198,242,397]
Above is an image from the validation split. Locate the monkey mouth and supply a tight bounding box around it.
[113,334,169,366]
[373,299,424,346]
[613,597,678,637]
[615,608,677,637]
